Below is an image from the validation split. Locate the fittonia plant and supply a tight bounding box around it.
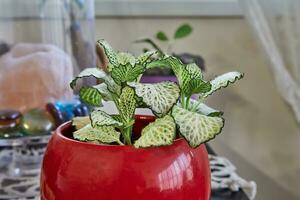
[71,39,243,148]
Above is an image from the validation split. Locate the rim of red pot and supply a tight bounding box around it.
[56,114,187,150]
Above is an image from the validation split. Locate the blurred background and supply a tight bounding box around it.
[0,0,300,199]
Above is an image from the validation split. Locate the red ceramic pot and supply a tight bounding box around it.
[41,115,211,200]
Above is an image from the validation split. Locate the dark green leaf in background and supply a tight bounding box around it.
[174,24,193,39]
[156,31,169,41]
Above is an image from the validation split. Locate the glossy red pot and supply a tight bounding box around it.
[41,115,211,200]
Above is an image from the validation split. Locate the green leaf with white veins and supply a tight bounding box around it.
[188,99,223,117]
[74,124,122,144]
[202,71,244,98]
[111,63,145,85]
[116,52,136,66]
[90,109,123,127]
[72,116,91,130]
[105,75,122,96]
[117,87,136,124]
[136,50,157,64]
[70,68,107,88]
[93,83,113,101]
[97,39,119,68]
[146,56,211,97]
[128,81,180,117]
[167,58,210,97]
[79,86,102,106]
[186,63,202,79]
[180,64,211,97]
[172,105,224,148]
[134,115,176,148]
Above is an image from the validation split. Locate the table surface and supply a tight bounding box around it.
[209,140,300,200]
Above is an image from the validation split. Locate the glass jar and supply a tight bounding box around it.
[0,0,95,112]
[0,1,94,195]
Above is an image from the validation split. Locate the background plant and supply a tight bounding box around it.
[71,40,243,148]
[136,23,206,75]
[136,23,193,56]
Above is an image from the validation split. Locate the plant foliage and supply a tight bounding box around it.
[71,39,243,148]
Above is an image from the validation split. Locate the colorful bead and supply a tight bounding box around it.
[0,109,22,138]
[21,109,54,135]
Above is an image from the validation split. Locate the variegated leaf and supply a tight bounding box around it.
[128,81,180,117]
[177,62,210,97]
[105,75,122,96]
[72,116,91,130]
[117,86,136,124]
[181,76,211,97]
[79,86,102,106]
[111,63,145,85]
[202,71,244,98]
[70,68,107,88]
[90,109,123,127]
[172,105,224,148]
[146,55,173,69]
[147,56,210,97]
[97,39,119,68]
[186,63,202,79]
[117,52,135,66]
[93,83,113,101]
[188,99,223,117]
[134,115,176,148]
[74,124,122,144]
[136,50,157,64]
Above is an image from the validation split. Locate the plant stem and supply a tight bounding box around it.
[117,140,125,145]
[190,97,204,112]
[124,126,132,145]
[185,96,190,109]
[181,94,185,108]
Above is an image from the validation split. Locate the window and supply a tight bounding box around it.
[95,0,241,17]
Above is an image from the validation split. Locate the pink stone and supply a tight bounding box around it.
[0,43,74,111]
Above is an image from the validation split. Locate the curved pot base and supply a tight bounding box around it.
[41,115,211,200]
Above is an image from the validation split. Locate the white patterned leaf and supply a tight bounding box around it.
[186,63,203,79]
[172,105,224,148]
[188,99,223,117]
[73,124,122,144]
[134,115,176,148]
[79,87,102,106]
[70,68,107,88]
[93,83,113,101]
[117,52,136,66]
[111,63,145,85]
[146,56,171,69]
[117,87,136,124]
[90,109,123,127]
[202,71,244,98]
[97,39,119,68]
[148,56,210,97]
[136,50,157,64]
[177,62,210,97]
[128,81,180,117]
[72,116,91,130]
[105,75,122,96]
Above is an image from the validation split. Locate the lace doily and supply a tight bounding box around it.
[210,154,257,200]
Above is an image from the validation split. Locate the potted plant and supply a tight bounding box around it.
[41,40,243,200]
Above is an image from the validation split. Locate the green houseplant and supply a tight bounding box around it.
[70,39,243,148]
[41,39,243,200]
[136,23,206,76]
